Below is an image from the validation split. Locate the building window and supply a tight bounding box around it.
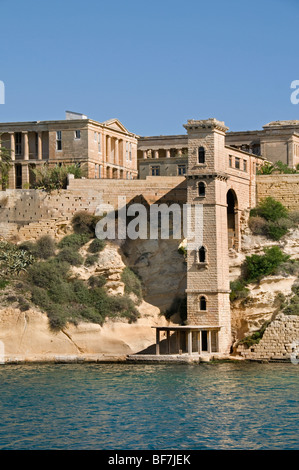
[126,142,129,161]
[235,157,240,170]
[74,130,81,139]
[178,164,186,175]
[198,182,206,197]
[198,246,206,263]
[15,132,22,155]
[56,131,62,151]
[199,296,207,311]
[94,132,97,142]
[98,134,101,153]
[151,165,160,176]
[198,146,205,164]
[129,143,132,161]
[229,155,232,168]
[243,160,247,172]
[99,165,102,179]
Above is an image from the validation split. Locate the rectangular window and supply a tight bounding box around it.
[15,132,22,155]
[126,142,129,161]
[178,164,186,175]
[229,155,232,168]
[151,165,160,176]
[235,157,240,170]
[243,160,247,172]
[98,134,101,153]
[74,130,81,139]
[129,143,132,161]
[56,131,62,151]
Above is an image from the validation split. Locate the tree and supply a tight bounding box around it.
[0,134,12,190]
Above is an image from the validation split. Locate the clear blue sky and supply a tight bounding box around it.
[0,0,299,136]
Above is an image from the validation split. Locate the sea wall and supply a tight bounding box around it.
[237,313,299,362]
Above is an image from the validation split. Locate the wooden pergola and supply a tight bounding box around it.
[152,325,221,356]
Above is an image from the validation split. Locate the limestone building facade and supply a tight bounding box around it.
[137,119,299,178]
[0,111,138,189]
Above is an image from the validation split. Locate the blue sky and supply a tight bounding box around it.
[0,0,299,136]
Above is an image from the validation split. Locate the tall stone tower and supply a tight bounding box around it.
[184,118,231,354]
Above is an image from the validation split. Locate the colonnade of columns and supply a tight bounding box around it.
[154,327,220,356]
[141,148,187,159]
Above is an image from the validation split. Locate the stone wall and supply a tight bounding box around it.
[237,314,299,361]
[0,176,186,241]
[256,174,299,211]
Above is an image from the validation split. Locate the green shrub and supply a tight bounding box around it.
[88,238,106,253]
[20,236,56,259]
[71,211,101,236]
[250,197,288,222]
[288,211,299,225]
[57,247,84,266]
[58,233,91,249]
[248,216,268,236]
[0,241,35,275]
[121,267,143,303]
[31,163,82,192]
[266,221,289,241]
[0,278,9,289]
[88,275,106,288]
[243,246,289,283]
[27,259,70,289]
[230,280,250,302]
[238,321,270,348]
[85,254,99,267]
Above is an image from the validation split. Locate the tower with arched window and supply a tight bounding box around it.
[184,118,232,354]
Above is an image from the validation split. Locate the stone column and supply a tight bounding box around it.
[154,150,159,159]
[187,330,192,355]
[115,139,119,166]
[9,132,15,161]
[156,329,160,355]
[198,331,202,354]
[22,163,30,188]
[107,136,111,164]
[8,165,16,189]
[208,330,212,353]
[143,150,148,159]
[177,149,182,158]
[37,132,42,160]
[167,330,171,354]
[23,131,29,160]
[166,149,171,158]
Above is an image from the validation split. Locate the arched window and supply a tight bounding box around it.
[199,296,207,311]
[198,246,206,263]
[198,147,205,164]
[198,182,206,197]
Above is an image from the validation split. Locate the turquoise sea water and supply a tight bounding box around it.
[0,362,298,450]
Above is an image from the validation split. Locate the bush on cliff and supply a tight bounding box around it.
[71,211,102,236]
[243,246,290,283]
[121,267,143,304]
[20,235,56,260]
[248,197,297,241]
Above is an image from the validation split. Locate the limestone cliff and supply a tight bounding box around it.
[230,229,299,360]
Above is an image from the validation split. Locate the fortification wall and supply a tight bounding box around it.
[0,176,186,241]
[256,174,299,211]
[237,314,299,362]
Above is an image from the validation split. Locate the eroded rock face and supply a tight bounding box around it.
[0,301,170,361]
[121,238,187,312]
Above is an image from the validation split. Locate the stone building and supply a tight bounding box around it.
[137,119,299,178]
[184,118,264,354]
[0,111,138,189]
